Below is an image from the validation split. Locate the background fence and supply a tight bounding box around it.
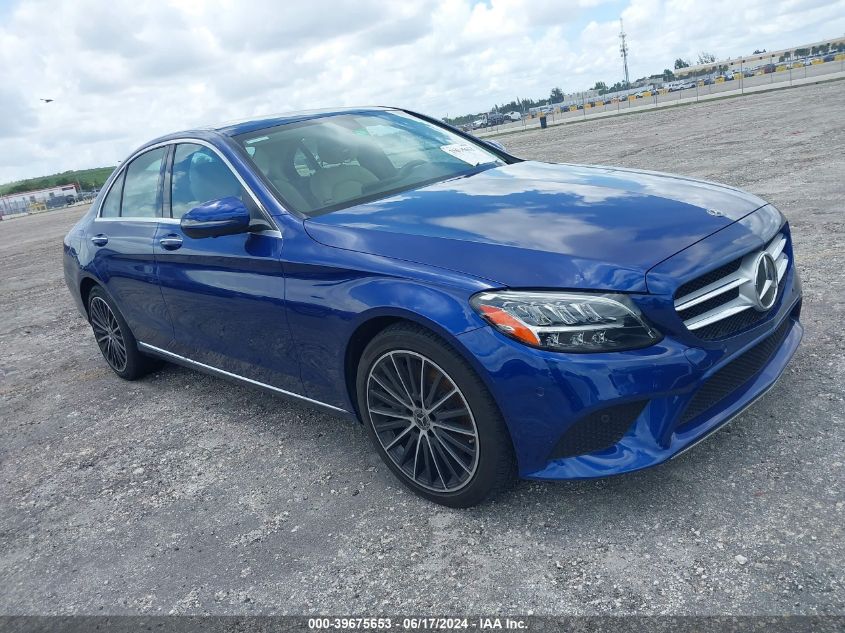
[476,54,845,137]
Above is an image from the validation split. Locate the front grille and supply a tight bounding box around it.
[675,258,742,299]
[674,231,789,341]
[549,401,647,460]
[694,309,766,340]
[677,317,792,427]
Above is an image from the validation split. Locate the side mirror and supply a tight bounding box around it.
[486,140,506,152]
[180,197,251,239]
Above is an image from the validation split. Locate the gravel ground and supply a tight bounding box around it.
[1,80,843,616]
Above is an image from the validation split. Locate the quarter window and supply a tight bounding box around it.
[120,147,167,218]
[100,171,125,218]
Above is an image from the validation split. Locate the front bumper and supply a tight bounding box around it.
[456,272,803,480]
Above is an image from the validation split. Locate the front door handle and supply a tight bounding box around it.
[159,235,183,250]
[90,234,108,247]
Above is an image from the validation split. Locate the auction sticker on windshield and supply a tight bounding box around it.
[440,143,493,166]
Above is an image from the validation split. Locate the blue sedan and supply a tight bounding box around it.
[63,107,802,507]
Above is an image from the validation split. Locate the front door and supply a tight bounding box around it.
[153,142,302,393]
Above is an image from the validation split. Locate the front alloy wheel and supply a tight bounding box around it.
[366,350,479,492]
[357,323,515,507]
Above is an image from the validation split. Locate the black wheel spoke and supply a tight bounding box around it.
[432,429,472,473]
[429,431,461,482]
[89,296,127,373]
[372,417,413,432]
[389,354,416,407]
[431,419,475,435]
[370,374,413,411]
[367,350,478,493]
[426,388,457,414]
[423,369,444,409]
[425,435,447,489]
[436,427,475,456]
[398,432,419,467]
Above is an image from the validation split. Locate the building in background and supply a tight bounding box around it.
[0,184,78,217]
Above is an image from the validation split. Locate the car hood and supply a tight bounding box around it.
[303,161,767,292]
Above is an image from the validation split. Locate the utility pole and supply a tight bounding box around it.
[619,18,630,88]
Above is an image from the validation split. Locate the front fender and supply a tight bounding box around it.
[282,227,493,411]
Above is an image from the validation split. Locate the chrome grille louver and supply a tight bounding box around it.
[674,232,789,339]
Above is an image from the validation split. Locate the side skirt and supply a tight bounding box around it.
[137,341,352,417]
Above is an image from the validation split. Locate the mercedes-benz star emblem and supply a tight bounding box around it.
[753,252,778,311]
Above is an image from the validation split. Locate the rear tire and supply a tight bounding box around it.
[356,323,515,507]
[87,286,161,380]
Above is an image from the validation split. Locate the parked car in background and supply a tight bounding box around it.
[486,112,505,126]
[472,117,486,129]
[64,106,803,507]
[506,111,522,121]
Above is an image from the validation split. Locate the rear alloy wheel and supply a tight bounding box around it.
[89,295,128,373]
[87,286,160,380]
[357,323,515,507]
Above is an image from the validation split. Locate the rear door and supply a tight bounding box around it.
[153,141,302,393]
[88,146,173,347]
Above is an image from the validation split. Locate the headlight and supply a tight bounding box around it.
[470,290,662,352]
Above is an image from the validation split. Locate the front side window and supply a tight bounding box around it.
[120,147,167,218]
[236,111,505,216]
[170,143,245,219]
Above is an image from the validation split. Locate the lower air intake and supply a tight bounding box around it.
[549,401,647,460]
[678,317,792,427]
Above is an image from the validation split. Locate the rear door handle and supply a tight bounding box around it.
[90,234,108,247]
[159,235,183,250]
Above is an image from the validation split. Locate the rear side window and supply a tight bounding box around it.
[120,147,167,218]
[99,171,125,218]
[170,143,244,219]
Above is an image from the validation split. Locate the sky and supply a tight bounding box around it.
[1,0,843,184]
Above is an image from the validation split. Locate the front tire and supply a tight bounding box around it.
[356,323,515,507]
[87,286,160,380]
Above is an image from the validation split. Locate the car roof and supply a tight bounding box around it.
[136,106,400,151]
[219,106,398,136]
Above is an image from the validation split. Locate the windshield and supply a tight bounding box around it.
[235,110,505,216]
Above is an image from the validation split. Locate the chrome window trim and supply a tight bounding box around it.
[95,137,280,232]
[93,216,180,224]
[93,145,168,223]
[137,342,348,414]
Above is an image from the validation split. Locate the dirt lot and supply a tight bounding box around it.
[1,80,843,616]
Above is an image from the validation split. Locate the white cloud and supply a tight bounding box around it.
[0,0,843,182]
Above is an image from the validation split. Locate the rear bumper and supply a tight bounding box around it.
[456,286,802,480]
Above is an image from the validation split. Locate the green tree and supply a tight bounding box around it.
[591,81,608,94]
[674,58,690,69]
[549,87,565,103]
[662,68,675,81]
[697,51,716,64]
